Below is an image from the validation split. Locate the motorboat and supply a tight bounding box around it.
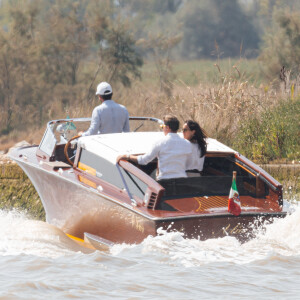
[9,117,287,248]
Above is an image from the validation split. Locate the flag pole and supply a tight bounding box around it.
[232,171,237,182]
[228,171,241,216]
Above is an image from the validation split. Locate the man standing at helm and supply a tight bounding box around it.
[80,82,130,136]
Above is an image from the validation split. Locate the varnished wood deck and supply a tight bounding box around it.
[165,195,281,214]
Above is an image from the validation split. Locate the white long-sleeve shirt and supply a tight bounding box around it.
[186,142,205,171]
[137,133,192,180]
[82,100,129,136]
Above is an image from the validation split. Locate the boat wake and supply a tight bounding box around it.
[1,201,300,266]
[0,210,94,258]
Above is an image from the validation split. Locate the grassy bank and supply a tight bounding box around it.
[233,99,300,163]
[142,58,266,86]
[261,164,300,202]
[142,58,263,86]
[0,162,44,220]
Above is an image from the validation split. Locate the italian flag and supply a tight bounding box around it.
[228,173,241,216]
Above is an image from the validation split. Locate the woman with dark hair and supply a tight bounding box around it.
[182,120,207,176]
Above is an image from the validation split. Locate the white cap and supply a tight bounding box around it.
[95,82,112,96]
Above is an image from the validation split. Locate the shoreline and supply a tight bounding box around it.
[0,156,45,220]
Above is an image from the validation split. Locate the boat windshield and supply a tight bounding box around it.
[38,117,164,160]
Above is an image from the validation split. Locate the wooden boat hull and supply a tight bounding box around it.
[16,157,286,244]
[155,213,286,242]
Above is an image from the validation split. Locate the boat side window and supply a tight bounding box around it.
[203,156,269,197]
[119,168,148,199]
[135,161,157,179]
[78,149,147,199]
[78,148,124,188]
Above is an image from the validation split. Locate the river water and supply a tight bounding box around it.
[1,198,300,299]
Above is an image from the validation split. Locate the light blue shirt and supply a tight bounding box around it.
[82,100,130,136]
[137,133,192,180]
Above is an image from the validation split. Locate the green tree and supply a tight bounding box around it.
[0,1,40,133]
[138,33,181,96]
[180,0,259,58]
[259,8,300,79]
[87,1,143,88]
[38,1,89,86]
[0,0,144,135]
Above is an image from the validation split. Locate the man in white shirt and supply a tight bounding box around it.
[117,115,192,180]
[80,82,130,136]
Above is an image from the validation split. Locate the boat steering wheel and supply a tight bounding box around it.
[64,135,80,167]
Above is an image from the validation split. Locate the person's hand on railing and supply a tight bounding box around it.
[116,154,138,164]
[117,154,130,163]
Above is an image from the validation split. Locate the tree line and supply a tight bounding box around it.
[0,0,300,136]
[0,0,143,134]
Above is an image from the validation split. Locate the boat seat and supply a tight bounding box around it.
[157,175,266,200]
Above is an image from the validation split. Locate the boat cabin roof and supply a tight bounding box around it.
[78,132,236,164]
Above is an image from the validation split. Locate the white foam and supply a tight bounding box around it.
[132,201,300,267]
[0,210,92,258]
